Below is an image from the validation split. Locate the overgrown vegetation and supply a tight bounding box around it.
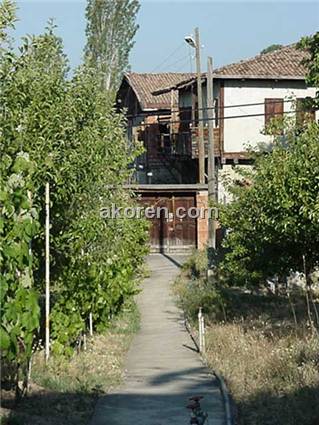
[174,251,319,425]
[1,301,139,425]
[206,322,319,425]
[1,0,146,400]
[219,120,319,291]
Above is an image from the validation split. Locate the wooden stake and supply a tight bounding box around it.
[45,182,50,362]
[198,307,203,353]
[89,312,93,337]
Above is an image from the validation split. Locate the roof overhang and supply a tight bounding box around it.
[153,74,306,95]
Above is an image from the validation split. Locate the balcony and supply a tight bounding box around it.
[190,127,221,158]
[166,128,221,159]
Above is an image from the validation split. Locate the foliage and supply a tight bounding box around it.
[173,251,224,322]
[1,0,148,395]
[260,43,283,55]
[181,248,207,279]
[0,0,16,47]
[84,0,140,91]
[177,253,319,425]
[219,122,319,286]
[0,152,40,397]
[298,31,319,105]
[1,301,140,425]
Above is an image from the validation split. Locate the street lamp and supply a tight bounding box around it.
[185,28,205,184]
[184,35,196,49]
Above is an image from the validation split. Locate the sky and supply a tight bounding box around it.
[14,1,319,74]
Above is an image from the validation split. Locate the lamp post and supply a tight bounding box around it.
[185,28,205,184]
[207,57,217,275]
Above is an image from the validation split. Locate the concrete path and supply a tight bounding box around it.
[90,254,225,425]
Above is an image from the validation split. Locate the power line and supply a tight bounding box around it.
[150,42,185,73]
[174,57,195,73]
[125,98,300,120]
[129,108,317,128]
[161,54,192,72]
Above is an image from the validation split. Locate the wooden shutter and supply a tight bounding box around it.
[265,98,284,126]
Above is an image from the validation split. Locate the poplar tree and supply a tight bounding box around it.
[84,0,140,91]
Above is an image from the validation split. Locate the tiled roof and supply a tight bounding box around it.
[214,44,308,78]
[123,72,194,110]
[152,44,309,95]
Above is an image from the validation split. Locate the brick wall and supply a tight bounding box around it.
[196,190,208,250]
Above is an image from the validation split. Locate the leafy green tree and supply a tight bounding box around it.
[298,32,319,105]
[0,0,15,49]
[1,0,148,390]
[84,0,140,91]
[260,44,283,55]
[0,152,40,398]
[219,121,319,287]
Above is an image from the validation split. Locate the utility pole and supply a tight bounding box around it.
[207,56,216,272]
[194,27,205,184]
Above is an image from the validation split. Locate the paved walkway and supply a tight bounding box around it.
[90,254,225,425]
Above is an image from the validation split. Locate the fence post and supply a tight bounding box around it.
[89,312,93,337]
[45,182,50,363]
[198,307,203,352]
[198,307,206,354]
[201,314,206,354]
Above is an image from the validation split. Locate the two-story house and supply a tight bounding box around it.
[117,72,209,253]
[153,44,318,203]
[117,45,317,253]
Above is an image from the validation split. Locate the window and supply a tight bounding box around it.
[264,98,284,126]
[296,97,315,126]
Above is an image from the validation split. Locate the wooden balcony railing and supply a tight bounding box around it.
[191,127,221,158]
[155,127,221,159]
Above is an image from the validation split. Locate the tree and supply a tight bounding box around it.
[260,44,283,55]
[0,0,16,47]
[298,32,319,105]
[84,0,140,91]
[219,121,319,287]
[1,2,148,394]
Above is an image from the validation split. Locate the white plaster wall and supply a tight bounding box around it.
[218,164,253,204]
[179,83,220,125]
[223,80,318,152]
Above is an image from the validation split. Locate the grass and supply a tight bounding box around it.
[173,250,319,425]
[206,322,319,425]
[1,301,140,425]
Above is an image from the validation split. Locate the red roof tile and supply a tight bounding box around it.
[152,44,309,95]
[124,72,194,110]
[214,44,308,78]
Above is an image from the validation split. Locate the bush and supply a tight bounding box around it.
[173,250,224,322]
[181,249,208,278]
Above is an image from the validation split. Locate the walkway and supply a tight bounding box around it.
[90,254,225,425]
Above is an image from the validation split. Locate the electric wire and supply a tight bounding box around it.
[128,107,317,128]
[125,98,298,119]
[150,42,186,73]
